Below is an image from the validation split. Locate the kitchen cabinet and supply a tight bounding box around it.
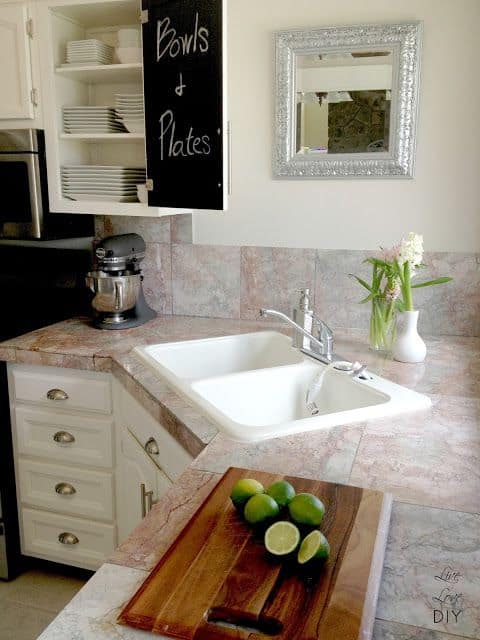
[7,363,192,571]
[142,0,229,210]
[116,426,172,543]
[114,377,192,542]
[36,0,228,217]
[8,364,116,571]
[0,2,37,121]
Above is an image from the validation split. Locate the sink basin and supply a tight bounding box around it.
[137,331,303,381]
[135,331,432,442]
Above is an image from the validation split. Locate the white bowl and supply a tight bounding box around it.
[137,183,147,203]
[116,47,142,64]
[123,119,145,133]
[118,28,140,46]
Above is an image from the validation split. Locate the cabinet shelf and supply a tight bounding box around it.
[55,63,142,84]
[60,133,145,143]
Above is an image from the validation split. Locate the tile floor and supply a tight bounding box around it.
[0,562,89,640]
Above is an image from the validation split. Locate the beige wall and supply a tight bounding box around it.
[193,0,480,251]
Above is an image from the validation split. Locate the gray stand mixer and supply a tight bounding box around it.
[86,233,156,330]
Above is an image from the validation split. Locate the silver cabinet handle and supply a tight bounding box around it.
[140,483,154,519]
[47,388,69,401]
[55,482,76,496]
[144,437,159,455]
[58,532,79,545]
[53,431,75,444]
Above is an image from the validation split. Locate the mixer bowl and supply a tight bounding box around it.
[86,271,141,314]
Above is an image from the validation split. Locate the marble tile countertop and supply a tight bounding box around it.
[1,315,479,640]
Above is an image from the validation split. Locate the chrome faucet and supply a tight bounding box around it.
[259,308,340,365]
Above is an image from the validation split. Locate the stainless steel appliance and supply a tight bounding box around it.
[0,239,94,578]
[0,497,8,579]
[0,129,93,239]
[0,362,21,580]
[86,233,156,329]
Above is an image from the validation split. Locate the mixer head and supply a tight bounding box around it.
[95,233,146,272]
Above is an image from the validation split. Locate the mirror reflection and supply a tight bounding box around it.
[295,50,393,155]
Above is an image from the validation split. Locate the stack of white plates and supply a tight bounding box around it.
[63,106,127,134]
[61,166,146,202]
[64,39,113,66]
[115,94,145,133]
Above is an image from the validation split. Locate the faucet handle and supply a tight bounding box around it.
[313,317,334,357]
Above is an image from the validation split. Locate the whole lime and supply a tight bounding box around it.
[288,493,325,526]
[266,480,296,507]
[244,493,280,525]
[230,478,265,508]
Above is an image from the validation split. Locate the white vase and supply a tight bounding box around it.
[392,310,427,363]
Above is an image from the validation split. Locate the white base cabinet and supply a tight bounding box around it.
[8,363,192,571]
[21,508,116,570]
[116,426,172,544]
[114,378,193,543]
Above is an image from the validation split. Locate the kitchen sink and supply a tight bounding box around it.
[137,331,303,380]
[135,331,431,442]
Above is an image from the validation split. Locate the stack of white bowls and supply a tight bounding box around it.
[114,94,145,134]
[116,28,142,64]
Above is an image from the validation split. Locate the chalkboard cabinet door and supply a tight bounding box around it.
[142,0,228,211]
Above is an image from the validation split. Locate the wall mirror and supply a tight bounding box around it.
[274,23,422,178]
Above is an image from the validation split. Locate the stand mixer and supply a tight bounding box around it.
[86,233,156,330]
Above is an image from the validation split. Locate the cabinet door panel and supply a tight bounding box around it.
[0,3,34,119]
[117,428,172,543]
[142,0,227,210]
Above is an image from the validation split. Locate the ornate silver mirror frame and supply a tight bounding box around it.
[274,22,422,178]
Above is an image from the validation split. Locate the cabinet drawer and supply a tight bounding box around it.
[21,508,115,571]
[18,459,114,521]
[11,365,112,414]
[15,406,114,468]
[118,385,192,481]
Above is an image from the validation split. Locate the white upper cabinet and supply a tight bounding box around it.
[0,3,35,120]
[36,0,228,217]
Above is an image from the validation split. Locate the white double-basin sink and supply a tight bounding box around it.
[135,331,431,442]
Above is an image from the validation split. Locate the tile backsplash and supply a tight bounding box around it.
[95,216,480,337]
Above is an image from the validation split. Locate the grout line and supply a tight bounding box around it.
[374,616,474,640]
[347,423,367,485]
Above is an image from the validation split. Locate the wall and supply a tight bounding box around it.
[96,216,480,337]
[94,0,480,337]
[192,0,480,252]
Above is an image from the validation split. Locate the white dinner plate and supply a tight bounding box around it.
[64,194,139,202]
[63,106,114,110]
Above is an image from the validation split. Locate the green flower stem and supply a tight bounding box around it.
[403,262,414,311]
[369,297,396,352]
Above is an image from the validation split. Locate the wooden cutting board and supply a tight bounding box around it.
[118,467,392,640]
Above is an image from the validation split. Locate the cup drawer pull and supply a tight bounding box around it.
[47,388,69,401]
[55,482,76,496]
[53,431,75,444]
[144,437,159,455]
[58,532,79,545]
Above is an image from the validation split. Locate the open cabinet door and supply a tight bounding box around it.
[142,0,228,211]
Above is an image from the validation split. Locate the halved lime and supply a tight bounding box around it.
[264,521,300,556]
[297,530,330,564]
[288,493,325,526]
[244,493,280,525]
[230,478,265,508]
[266,480,296,507]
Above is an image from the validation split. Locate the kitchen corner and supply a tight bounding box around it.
[0,315,479,639]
